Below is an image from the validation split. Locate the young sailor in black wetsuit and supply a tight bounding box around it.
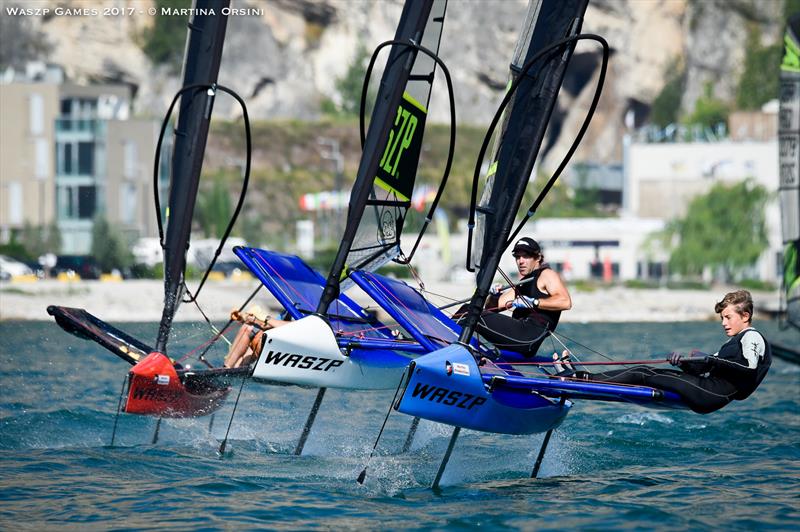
[456,237,572,358]
[577,290,771,414]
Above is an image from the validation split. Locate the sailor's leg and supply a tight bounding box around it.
[642,373,736,414]
[224,324,253,368]
[584,365,674,385]
[476,312,549,356]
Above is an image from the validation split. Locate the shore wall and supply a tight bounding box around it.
[0,278,780,324]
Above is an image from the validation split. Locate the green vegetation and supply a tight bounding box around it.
[321,44,374,117]
[0,222,61,261]
[661,180,769,282]
[650,57,686,128]
[736,26,782,110]
[683,82,729,129]
[738,278,777,291]
[137,0,191,73]
[0,5,51,69]
[195,174,232,238]
[91,217,134,272]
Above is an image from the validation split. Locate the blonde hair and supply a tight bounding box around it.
[714,290,753,322]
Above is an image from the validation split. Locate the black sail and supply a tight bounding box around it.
[460,0,589,340]
[155,0,229,353]
[317,0,446,314]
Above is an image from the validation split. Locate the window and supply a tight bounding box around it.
[7,182,22,224]
[29,93,44,135]
[121,183,137,224]
[63,143,73,174]
[77,186,96,219]
[124,140,138,179]
[35,139,49,179]
[78,142,94,174]
[57,185,97,220]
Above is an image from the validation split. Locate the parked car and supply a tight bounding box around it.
[52,255,102,280]
[0,255,33,280]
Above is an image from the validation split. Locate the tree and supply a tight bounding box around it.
[195,175,232,238]
[650,57,686,128]
[138,0,192,74]
[684,82,729,130]
[0,5,52,69]
[665,180,769,281]
[736,26,782,110]
[91,217,134,272]
[321,43,375,117]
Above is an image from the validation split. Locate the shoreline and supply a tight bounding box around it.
[0,278,780,323]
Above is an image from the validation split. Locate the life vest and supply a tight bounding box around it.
[712,328,772,400]
[511,265,561,331]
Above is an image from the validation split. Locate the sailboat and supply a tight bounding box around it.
[49,0,460,449]
[48,0,253,418]
[350,0,701,487]
[228,0,455,454]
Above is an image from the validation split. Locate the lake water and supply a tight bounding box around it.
[1,320,798,530]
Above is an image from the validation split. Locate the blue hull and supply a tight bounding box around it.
[395,345,571,435]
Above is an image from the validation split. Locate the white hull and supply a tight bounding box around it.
[251,315,406,389]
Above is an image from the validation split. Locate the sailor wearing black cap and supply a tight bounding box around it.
[458,237,572,358]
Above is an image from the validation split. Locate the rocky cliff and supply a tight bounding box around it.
[5,0,786,168]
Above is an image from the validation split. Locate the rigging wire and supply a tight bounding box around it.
[359,38,457,265]
[150,82,253,306]
[465,34,610,271]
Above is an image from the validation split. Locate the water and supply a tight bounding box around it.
[1,320,798,530]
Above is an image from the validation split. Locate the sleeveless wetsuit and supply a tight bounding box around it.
[585,328,772,414]
[456,267,561,358]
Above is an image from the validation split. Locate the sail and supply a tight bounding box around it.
[317,0,447,313]
[780,13,800,328]
[461,0,589,338]
[155,0,229,352]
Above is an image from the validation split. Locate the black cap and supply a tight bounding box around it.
[512,237,541,256]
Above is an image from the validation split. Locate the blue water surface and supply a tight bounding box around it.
[0,320,798,530]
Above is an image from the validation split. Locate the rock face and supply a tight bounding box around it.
[15,0,786,168]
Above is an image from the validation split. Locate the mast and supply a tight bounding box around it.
[155,0,229,353]
[316,0,436,314]
[458,0,589,341]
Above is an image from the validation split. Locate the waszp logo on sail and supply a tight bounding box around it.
[262,351,344,371]
[410,382,486,410]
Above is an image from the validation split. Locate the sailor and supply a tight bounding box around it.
[576,290,772,414]
[223,305,288,368]
[457,237,572,358]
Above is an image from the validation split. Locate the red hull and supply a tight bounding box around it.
[125,352,230,417]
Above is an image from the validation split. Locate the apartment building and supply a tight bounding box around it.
[0,66,165,254]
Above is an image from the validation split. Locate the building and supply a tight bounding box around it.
[0,69,59,241]
[0,65,165,255]
[503,112,781,284]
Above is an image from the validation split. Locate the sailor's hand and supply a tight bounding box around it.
[689,349,708,359]
[668,352,683,366]
[489,283,503,297]
[511,296,536,309]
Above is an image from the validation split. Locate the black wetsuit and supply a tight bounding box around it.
[584,328,772,414]
[456,267,561,358]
